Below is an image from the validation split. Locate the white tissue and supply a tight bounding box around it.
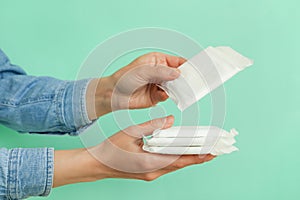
[143,126,238,156]
[160,46,253,111]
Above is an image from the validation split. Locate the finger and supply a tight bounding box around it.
[150,87,169,103]
[139,65,181,83]
[134,152,214,173]
[140,115,174,132]
[166,154,216,170]
[126,115,174,138]
[203,154,215,162]
[152,156,206,179]
[155,90,169,102]
[146,52,186,68]
[165,55,187,68]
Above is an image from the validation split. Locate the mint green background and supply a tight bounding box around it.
[0,0,299,199]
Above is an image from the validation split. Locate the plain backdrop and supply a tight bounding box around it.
[0,0,299,200]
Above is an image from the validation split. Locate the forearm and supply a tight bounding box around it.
[0,147,107,198]
[53,148,109,187]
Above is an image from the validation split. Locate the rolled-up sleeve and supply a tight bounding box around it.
[0,49,94,135]
[0,147,54,199]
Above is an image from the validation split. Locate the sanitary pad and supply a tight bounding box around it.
[143,126,238,156]
[160,46,253,110]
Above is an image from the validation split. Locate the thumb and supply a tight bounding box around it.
[140,65,180,83]
[125,115,174,138]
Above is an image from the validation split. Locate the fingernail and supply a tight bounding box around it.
[198,155,206,159]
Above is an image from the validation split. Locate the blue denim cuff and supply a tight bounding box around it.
[6,148,54,199]
[0,48,95,135]
[58,78,95,136]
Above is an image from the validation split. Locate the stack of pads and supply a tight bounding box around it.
[143,46,253,156]
[143,126,238,156]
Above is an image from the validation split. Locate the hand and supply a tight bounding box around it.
[88,115,215,181]
[53,116,214,187]
[111,52,185,110]
[85,52,186,120]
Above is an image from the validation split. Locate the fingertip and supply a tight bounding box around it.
[178,57,187,65]
[197,154,215,161]
[204,154,216,162]
[164,115,174,128]
[165,54,187,67]
[158,91,168,101]
[137,114,174,138]
[151,91,168,106]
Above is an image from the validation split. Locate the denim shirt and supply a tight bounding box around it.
[0,49,93,199]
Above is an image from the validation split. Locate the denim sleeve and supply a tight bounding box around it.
[0,147,54,199]
[0,49,94,135]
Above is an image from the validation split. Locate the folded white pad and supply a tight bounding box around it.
[160,46,253,110]
[143,126,238,156]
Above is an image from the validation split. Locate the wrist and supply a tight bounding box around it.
[84,148,116,180]
[86,76,116,120]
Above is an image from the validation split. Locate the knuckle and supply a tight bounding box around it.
[149,118,164,129]
[172,161,185,169]
[155,66,169,74]
[143,173,157,182]
[194,155,205,164]
[152,66,164,77]
[148,52,161,57]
